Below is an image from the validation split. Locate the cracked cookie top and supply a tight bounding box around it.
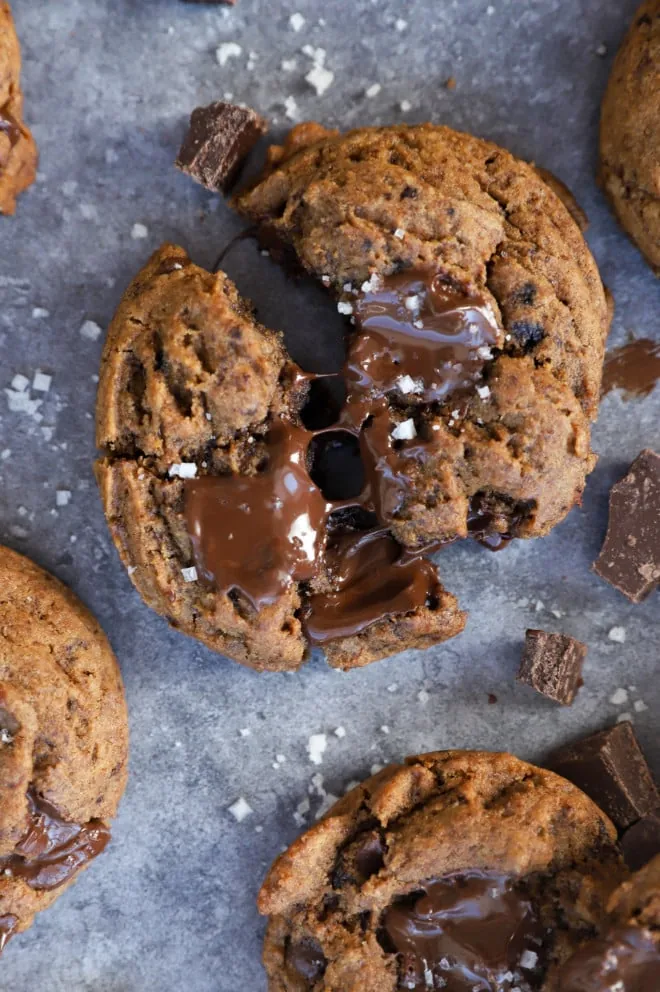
[0,546,128,949]
[599,0,660,274]
[258,750,628,992]
[234,123,611,549]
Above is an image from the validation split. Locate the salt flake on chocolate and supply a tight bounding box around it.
[391,419,416,441]
[169,462,198,479]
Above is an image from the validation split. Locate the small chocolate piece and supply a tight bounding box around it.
[176,101,267,193]
[621,809,660,872]
[516,629,587,705]
[593,449,660,603]
[547,722,660,830]
[602,339,660,400]
[285,937,327,983]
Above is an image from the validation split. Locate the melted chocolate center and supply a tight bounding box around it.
[185,417,330,610]
[0,787,110,892]
[382,871,546,991]
[558,925,660,992]
[183,268,503,644]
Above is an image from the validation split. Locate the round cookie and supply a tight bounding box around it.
[600,0,660,274]
[235,122,612,549]
[0,2,38,215]
[557,854,660,989]
[95,244,465,673]
[259,750,628,991]
[0,546,129,953]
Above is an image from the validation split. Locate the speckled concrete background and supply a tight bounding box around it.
[1,0,659,988]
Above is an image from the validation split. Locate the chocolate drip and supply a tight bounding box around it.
[0,106,21,151]
[304,528,441,644]
[558,925,660,992]
[602,339,660,400]
[382,870,546,991]
[0,915,18,955]
[182,269,503,646]
[0,787,110,892]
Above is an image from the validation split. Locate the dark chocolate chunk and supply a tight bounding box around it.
[620,808,660,871]
[176,101,267,194]
[516,629,587,705]
[285,937,327,983]
[510,319,545,351]
[593,449,660,602]
[547,722,660,830]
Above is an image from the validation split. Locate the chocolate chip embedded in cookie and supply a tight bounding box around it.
[599,0,660,274]
[0,546,129,953]
[0,3,38,215]
[95,244,466,673]
[258,750,628,991]
[556,855,660,990]
[234,122,611,549]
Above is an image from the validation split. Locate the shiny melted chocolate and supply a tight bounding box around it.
[0,787,110,892]
[558,925,660,992]
[285,936,327,983]
[601,339,660,400]
[182,269,503,645]
[382,871,546,991]
[341,272,500,526]
[304,528,441,644]
[185,417,329,610]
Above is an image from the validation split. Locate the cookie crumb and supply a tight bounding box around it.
[445,76,457,90]
[228,797,253,822]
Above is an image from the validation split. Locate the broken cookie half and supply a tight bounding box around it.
[95,244,466,672]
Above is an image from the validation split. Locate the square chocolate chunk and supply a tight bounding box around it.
[516,629,587,705]
[547,721,660,830]
[176,102,267,194]
[621,808,660,871]
[594,449,660,602]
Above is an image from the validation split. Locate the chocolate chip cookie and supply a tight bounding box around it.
[0,3,37,215]
[0,546,129,953]
[557,854,660,990]
[259,750,628,991]
[95,244,465,672]
[235,122,612,550]
[600,0,660,274]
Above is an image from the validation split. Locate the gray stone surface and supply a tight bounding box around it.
[1,0,659,988]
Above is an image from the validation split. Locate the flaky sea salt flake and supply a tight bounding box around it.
[289,12,305,31]
[131,222,148,240]
[80,320,103,341]
[391,419,416,441]
[608,626,626,643]
[365,83,381,98]
[307,733,327,765]
[169,462,197,479]
[56,490,71,507]
[216,42,242,67]
[32,371,51,393]
[181,566,198,583]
